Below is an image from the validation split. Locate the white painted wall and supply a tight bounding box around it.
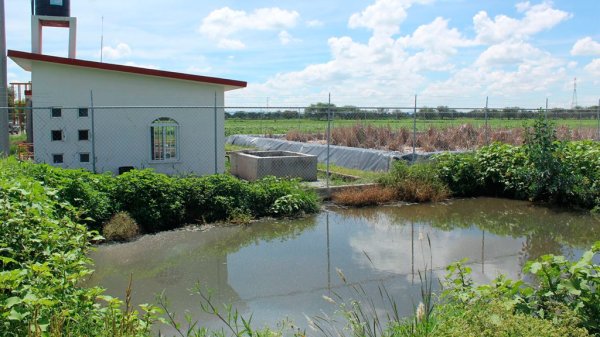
[31,61,226,175]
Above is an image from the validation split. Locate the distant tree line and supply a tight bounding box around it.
[225,102,600,120]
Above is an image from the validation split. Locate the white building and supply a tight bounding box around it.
[8,50,246,175]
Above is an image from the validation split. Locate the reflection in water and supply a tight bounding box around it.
[86,198,600,332]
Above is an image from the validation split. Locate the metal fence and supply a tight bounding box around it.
[2,99,600,178]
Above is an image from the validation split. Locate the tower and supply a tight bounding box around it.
[31,0,76,58]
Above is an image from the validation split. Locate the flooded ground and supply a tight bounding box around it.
[85,198,600,333]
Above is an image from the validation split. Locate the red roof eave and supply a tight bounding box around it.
[7,50,247,89]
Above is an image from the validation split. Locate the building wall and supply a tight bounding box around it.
[31,61,226,175]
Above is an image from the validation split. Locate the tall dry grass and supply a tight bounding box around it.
[332,185,397,207]
[286,124,598,152]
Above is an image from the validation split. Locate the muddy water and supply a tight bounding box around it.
[85,198,600,332]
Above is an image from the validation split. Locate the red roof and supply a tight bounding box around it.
[8,50,247,89]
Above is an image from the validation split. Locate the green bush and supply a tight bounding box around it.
[0,158,319,232]
[179,174,253,223]
[113,169,185,233]
[434,118,600,210]
[443,242,600,336]
[424,300,590,337]
[0,176,159,336]
[3,160,116,230]
[434,152,481,197]
[380,161,450,202]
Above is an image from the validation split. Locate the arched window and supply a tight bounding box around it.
[150,117,179,161]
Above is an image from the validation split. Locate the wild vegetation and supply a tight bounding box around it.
[435,119,600,211]
[351,116,600,211]
[0,166,161,336]
[286,123,598,152]
[3,159,320,234]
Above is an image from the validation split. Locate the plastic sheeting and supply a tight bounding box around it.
[227,135,453,172]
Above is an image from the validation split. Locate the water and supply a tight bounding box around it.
[85,198,600,333]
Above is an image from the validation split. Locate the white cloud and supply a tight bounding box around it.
[278,31,300,45]
[474,2,571,44]
[584,59,600,78]
[399,17,474,54]
[571,37,600,56]
[218,39,246,50]
[476,41,545,66]
[102,43,132,60]
[199,7,300,49]
[306,20,324,28]
[348,0,433,37]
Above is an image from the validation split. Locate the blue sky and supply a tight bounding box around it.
[5,0,600,107]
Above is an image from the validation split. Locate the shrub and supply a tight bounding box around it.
[524,116,573,202]
[434,152,481,197]
[269,193,320,217]
[0,176,158,336]
[17,162,116,229]
[179,174,253,223]
[380,161,450,202]
[332,185,396,207]
[443,242,600,336]
[102,212,140,242]
[113,169,185,233]
[424,300,590,337]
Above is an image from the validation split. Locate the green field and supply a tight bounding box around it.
[225,117,599,136]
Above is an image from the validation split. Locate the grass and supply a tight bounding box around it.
[225,143,257,152]
[9,133,27,154]
[331,185,396,206]
[317,163,384,185]
[225,117,600,137]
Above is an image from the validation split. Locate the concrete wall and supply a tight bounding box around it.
[31,61,226,175]
[230,151,317,181]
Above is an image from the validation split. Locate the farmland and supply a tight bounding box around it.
[225,117,599,136]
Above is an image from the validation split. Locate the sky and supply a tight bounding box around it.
[4,0,600,108]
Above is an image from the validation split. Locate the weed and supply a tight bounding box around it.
[103,211,140,242]
[332,185,396,207]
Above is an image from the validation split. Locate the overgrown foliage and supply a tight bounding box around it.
[379,161,450,202]
[441,242,600,336]
[0,169,162,336]
[0,158,320,234]
[435,117,600,210]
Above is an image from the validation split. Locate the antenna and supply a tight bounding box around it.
[571,77,578,110]
[100,16,104,62]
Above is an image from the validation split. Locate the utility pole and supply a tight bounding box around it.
[0,0,10,156]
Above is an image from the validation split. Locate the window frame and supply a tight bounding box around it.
[78,129,90,141]
[79,153,90,163]
[149,117,180,162]
[51,129,64,142]
[52,154,64,164]
[51,107,62,118]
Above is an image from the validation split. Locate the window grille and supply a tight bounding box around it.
[150,117,179,161]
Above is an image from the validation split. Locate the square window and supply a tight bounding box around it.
[79,153,90,163]
[51,130,63,141]
[51,108,62,118]
[52,154,63,164]
[78,129,90,141]
[78,108,89,117]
